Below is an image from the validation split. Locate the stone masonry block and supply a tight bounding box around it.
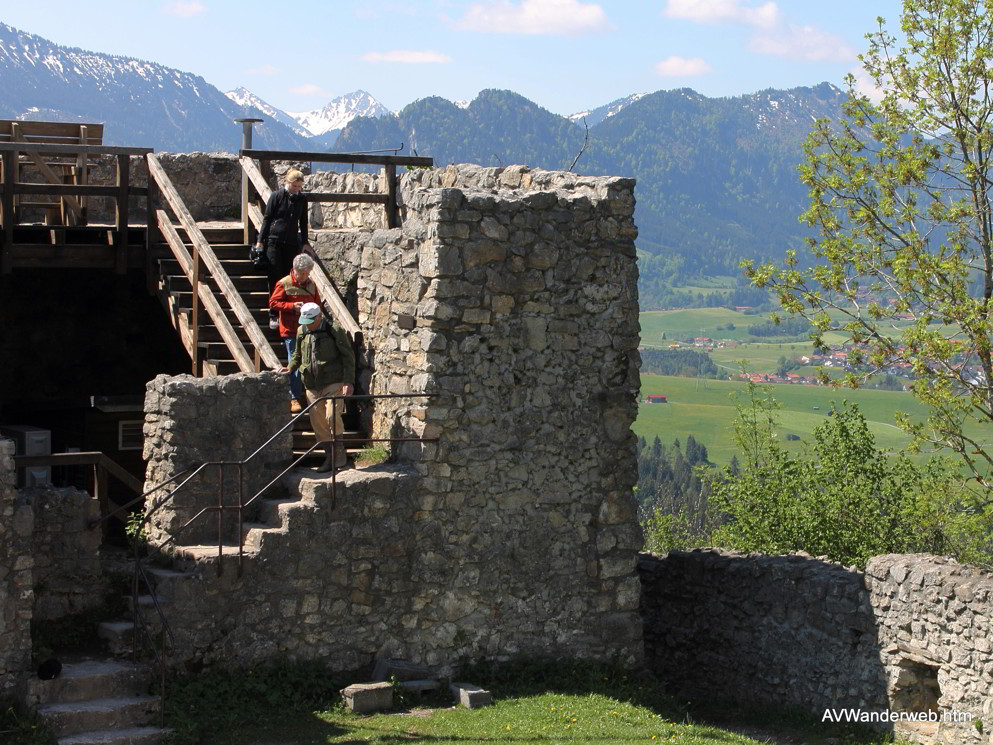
[451,682,493,709]
[341,682,394,713]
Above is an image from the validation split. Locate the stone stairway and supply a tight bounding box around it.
[25,659,170,745]
[95,465,412,654]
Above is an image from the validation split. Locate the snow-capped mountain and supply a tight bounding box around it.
[225,87,310,137]
[289,91,391,137]
[0,23,308,151]
[568,92,650,127]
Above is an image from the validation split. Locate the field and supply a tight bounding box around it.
[635,374,967,466]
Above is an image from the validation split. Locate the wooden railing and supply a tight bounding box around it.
[239,156,364,342]
[13,451,143,528]
[239,149,433,230]
[0,143,153,274]
[147,153,281,375]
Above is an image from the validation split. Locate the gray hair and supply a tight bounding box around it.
[292,254,314,272]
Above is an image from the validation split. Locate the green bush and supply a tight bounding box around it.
[710,398,988,569]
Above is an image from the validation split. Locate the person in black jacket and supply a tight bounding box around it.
[256,169,311,329]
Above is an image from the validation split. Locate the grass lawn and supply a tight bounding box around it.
[162,667,899,745]
[635,374,957,466]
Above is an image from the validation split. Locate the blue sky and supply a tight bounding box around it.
[3,0,904,115]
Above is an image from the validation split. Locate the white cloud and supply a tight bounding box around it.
[162,1,206,17]
[664,0,855,63]
[456,0,609,36]
[850,65,885,104]
[247,64,280,76]
[361,50,453,64]
[750,25,855,62]
[664,0,779,29]
[655,56,712,77]
[290,84,326,96]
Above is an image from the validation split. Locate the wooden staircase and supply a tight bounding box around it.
[151,223,277,376]
[149,223,365,460]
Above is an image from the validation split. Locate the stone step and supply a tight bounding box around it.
[24,660,151,707]
[241,522,287,552]
[38,696,161,737]
[57,726,173,745]
[96,622,138,657]
[259,497,309,527]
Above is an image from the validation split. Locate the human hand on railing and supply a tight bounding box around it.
[278,366,289,373]
[341,384,354,396]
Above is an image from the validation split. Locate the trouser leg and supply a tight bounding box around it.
[283,338,302,401]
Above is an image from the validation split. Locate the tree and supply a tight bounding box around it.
[748,0,993,495]
[710,401,981,569]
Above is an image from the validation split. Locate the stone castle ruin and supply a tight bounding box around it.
[2,151,993,745]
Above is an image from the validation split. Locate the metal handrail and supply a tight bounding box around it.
[110,391,437,711]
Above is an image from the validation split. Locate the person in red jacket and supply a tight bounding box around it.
[269,253,321,412]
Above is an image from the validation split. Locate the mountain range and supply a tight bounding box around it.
[0,21,848,307]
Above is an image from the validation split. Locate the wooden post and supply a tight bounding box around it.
[385,163,397,228]
[145,156,160,294]
[191,235,203,376]
[1,151,14,274]
[76,125,89,225]
[235,119,262,245]
[115,154,130,274]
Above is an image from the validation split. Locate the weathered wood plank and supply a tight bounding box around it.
[5,244,144,268]
[12,124,83,220]
[157,210,254,373]
[0,143,151,156]
[385,163,397,229]
[115,154,129,274]
[0,120,104,141]
[1,153,13,274]
[241,149,433,167]
[148,154,280,370]
[14,183,149,197]
[240,157,272,201]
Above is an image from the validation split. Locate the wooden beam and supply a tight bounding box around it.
[0,143,152,156]
[145,164,160,294]
[239,156,271,201]
[14,183,149,197]
[5,244,145,269]
[115,154,130,274]
[241,149,433,167]
[148,155,280,370]
[385,163,397,229]
[11,125,83,221]
[76,125,89,225]
[0,120,104,140]
[305,252,362,340]
[157,211,255,373]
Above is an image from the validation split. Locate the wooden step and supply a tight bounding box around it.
[158,257,267,279]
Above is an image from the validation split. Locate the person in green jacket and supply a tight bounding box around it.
[284,302,355,473]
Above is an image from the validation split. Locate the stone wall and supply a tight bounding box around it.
[26,486,104,621]
[641,549,993,745]
[143,163,645,675]
[0,439,33,698]
[142,372,292,545]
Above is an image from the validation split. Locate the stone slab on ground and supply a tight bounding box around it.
[397,679,440,693]
[341,682,393,714]
[450,683,492,709]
